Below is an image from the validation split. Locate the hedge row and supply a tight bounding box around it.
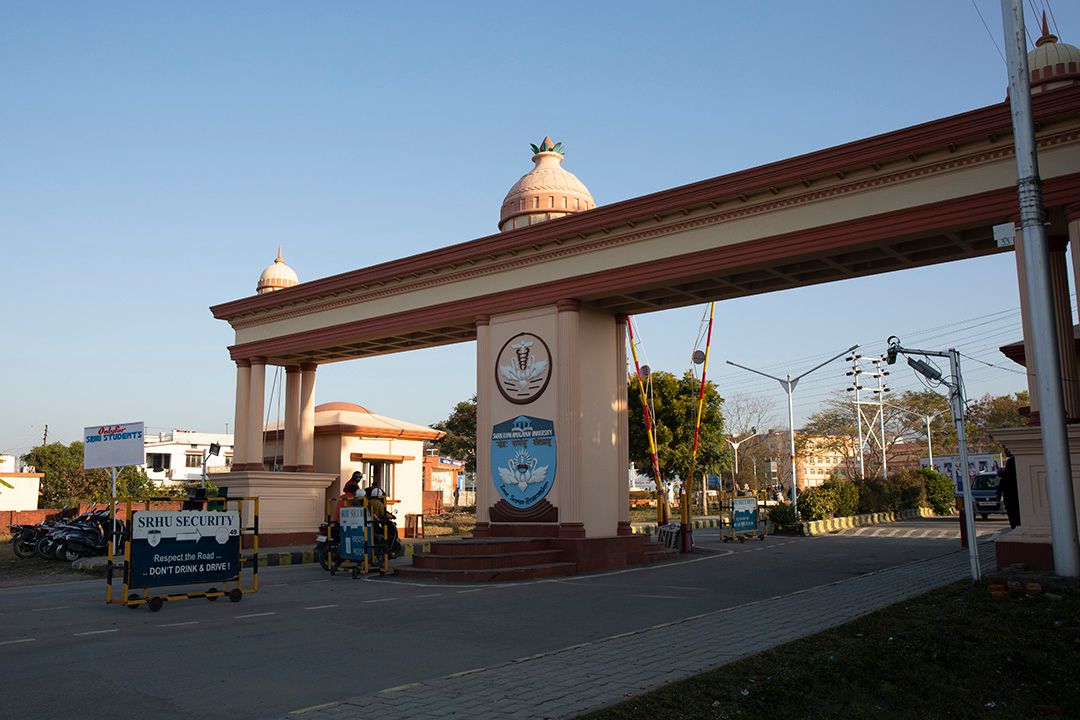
[768,468,955,526]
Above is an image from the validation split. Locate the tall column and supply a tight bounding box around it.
[557,299,584,538]
[246,357,266,471]
[474,316,492,535]
[1048,234,1080,420]
[1068,204,1080,415]
[1014,229,1040,418]
[615,315,632,535]
[283,365,301,471]
[232,360,251,468]
[298,362,317,473]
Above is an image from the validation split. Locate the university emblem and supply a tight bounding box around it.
[495,333,552,404]
[490,416,557,509]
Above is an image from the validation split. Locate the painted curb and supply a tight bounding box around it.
[801,507,937,536]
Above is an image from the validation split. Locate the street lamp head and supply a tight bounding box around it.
[208,443,221,457]
[886,336,900,365]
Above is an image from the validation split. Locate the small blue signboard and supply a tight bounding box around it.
[732,497,758,533]
[339,506,368,561]
[130,510,241,588]
[491,415,557,509]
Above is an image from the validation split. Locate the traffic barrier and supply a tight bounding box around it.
[801,507,936,536]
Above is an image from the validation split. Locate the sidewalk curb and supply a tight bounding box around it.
[801,507,937,536]
[630,518,721,536]
[243,542,432,567]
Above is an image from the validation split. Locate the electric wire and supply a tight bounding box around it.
[971,0,1007,64]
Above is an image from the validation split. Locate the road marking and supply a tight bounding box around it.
[304,604,339,610]
[413,593,442,598]
[31,606,70,612]
[0,638,36,646]
[265,583,288,587]
[661,586,700,591]
[74,629,119,636]
[447,668,484,678]
[457,588,484,593]
[380,682,420,693]
[289,701,341,715]
[235,612,276,619]
[635,594,686,600]
[157,621,199,628]
[306,579,330,584]
[362,598,393,604]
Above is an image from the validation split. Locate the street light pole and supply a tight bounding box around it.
[728,344,858,508]
[725,429,761,488]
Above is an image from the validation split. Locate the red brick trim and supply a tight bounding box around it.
[558,522,587,539]
[285,365,300,374]
[226,173,1080,361]
[211,87,1080,322]
[995,538,1053,571]
[556,299,581,312]
[236,359,251,368]
[300,361,318,372]
[475,315,490,327]
[296,464,315,473]
[282,465,298,472]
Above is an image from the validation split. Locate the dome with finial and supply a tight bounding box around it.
[256,247,299,295]
[498,137,596,232]
[1028,12,1080,93]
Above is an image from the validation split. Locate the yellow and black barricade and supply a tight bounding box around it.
[721,491,767,543]
[107,495,259,611]
[323,496,391,578]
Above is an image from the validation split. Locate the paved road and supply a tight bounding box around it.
[0,518,1004,720]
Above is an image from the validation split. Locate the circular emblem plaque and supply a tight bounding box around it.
[495,332,552,404]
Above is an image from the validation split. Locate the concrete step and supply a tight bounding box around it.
[413,548,566,570]
[425,538,553,556]
[394,561,577,582]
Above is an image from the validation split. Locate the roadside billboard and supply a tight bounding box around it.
[921,453,1004,491]
[129,509,241,588]
[732,497,758,533]
[84,422,145,469]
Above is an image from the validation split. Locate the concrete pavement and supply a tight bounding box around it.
[267,523,1001,720]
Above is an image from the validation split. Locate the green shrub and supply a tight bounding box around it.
[797,487,836,521]
[857,469,927,513]
[768,502,799,528]
[822,478,859,517]
[920,467,956,515]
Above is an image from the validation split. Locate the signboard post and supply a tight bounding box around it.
[724,495,766,543]
[84,422,145,568]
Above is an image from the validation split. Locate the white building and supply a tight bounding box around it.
[143,430,234,485]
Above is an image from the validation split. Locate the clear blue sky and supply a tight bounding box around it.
[3,1,1077,453]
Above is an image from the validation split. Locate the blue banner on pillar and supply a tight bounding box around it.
[491,416,557,509]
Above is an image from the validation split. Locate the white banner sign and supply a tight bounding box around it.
[84,422,145,469]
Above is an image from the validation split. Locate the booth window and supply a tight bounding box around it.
[185,453,202,468]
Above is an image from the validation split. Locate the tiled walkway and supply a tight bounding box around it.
[269,540,996,720]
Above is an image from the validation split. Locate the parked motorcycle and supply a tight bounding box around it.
[51,512,124,562]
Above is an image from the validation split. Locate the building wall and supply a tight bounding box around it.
[0,473,42,512]
[144,431,234,484]
[577,306,620,536]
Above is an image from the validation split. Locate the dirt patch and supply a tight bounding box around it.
[0,540,100,588]
[421,510,476,537]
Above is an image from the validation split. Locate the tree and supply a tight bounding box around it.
[431,396,477,474]
[966,391,1029,452]
[627,370,728,488]
[21,441,158,507]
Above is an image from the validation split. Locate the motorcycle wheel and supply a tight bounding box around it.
[314,543,329,571]
[13,539,37,559]
[61,544,82,563]
[35,537,55,561]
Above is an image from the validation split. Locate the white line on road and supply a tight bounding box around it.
[304,604,339,610]
[306,579,330,584]
[31,606,70,612]
[235,612,276,619]
[74,629,119,636]
[457,588,484,593]
[157,621,200,628]
[362,598,393,604]
[265,583,288,587]
[0,638,36,646]
[413,593,442,599]
[635,594,686,600]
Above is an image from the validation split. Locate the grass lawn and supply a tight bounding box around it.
[579,581,1079,720]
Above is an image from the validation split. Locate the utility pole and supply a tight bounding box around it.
[42,424,48,445]
[725,428,761,489]
[871,357,890,479]
[846,353,867,478]
[728,344,857,508]
[888,338,980,581]
[1000,0,1079,577]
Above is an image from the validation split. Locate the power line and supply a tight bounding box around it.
[971,0,1007,64]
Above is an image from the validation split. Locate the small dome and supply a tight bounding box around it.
[256,247,299,295]
[499,137,595,232]
[1028,13,1080,93]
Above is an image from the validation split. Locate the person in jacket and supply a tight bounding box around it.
[997,450,1020,529]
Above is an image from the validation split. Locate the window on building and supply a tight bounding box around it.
[185,453,202,468]
[146,453,171,471]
